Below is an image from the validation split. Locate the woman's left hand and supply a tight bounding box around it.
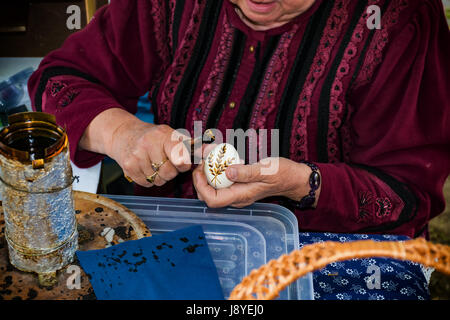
[192,157,320,208]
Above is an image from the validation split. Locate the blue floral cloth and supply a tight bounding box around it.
[299,232,430,300]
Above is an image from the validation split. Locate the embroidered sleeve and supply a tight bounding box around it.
[38,75,126,167]
[28,0,165,167]
[294,0,450,238]
[312,163,413,235]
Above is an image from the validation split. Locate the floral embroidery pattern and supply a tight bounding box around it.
[249,25,299,131]
[158,0,207,125]
[59,88,79,108]
[358,190,374,222]
[45,79,78,108]
[375,197,393,218]
[327,0,379,163]
[49,80,67,97]
[150,0,172,77]
[168,0,177,51]
[191,14,234,134]
[338,0,407,162]
[290,0,350,162]
[300,232,430,300]
[353,0,408,89]
[357,191,394,220]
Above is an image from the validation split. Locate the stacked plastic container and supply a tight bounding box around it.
[106,195,314,300]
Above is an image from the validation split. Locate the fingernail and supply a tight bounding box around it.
[228,167,237,180]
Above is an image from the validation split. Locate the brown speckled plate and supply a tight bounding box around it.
[0,191,151,300]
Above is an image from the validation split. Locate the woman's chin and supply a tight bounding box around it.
[239,9,283,30]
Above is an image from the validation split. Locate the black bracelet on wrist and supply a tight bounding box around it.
[287,161,321,211]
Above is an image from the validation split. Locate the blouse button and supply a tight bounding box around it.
[229,101,236,109]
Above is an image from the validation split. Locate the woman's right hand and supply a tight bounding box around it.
[80,108,192,188]
[107,119,192,187]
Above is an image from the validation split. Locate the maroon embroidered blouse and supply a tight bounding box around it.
[28,0,450,238]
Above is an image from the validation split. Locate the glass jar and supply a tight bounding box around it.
[0,112,78,286]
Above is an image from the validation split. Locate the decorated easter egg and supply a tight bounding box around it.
[204,143,240,189]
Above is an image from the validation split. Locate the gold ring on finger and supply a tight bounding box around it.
[146,171,159,184]
[151,158,168,172]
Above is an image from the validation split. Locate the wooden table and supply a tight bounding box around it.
[0,191,151,300]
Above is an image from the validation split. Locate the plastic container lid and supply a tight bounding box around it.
[105,195,314,300]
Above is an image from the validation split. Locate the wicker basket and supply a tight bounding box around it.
[229,238,450,300]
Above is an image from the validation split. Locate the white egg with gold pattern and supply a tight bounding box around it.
[204,143,240,189]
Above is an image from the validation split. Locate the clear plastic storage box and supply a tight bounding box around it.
[105,195,314,300]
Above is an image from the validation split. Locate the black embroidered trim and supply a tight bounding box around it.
[339,1,391,160]
[347,0,391,93]
[171,0,223,197]
[49,80,67,97]
[170,0,224,129]
[357,190,374,222]
[206,29,246,129]
[346,25,375,93]
[59,88,80,107]
[172,0,186,55]
[164,0,171,55]
[34,66,100,111]
[275,0,333,158]
[316,0,368,163]
[375,197,392,218]
[351,164,419,234]
[232,35,281,130]
[232,42,261,130]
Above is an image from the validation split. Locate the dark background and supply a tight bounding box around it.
[0,0,108,57]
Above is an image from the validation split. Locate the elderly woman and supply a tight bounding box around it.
[29,0,449,299]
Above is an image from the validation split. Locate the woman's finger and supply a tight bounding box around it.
[154,160,179,185]
[192,163,219,204]
[193,165,249,208]
[145,146,178,186]
[121,153,152,187]
[225,163,263,183]
[164,129,192,173]
[131,146,158,186]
